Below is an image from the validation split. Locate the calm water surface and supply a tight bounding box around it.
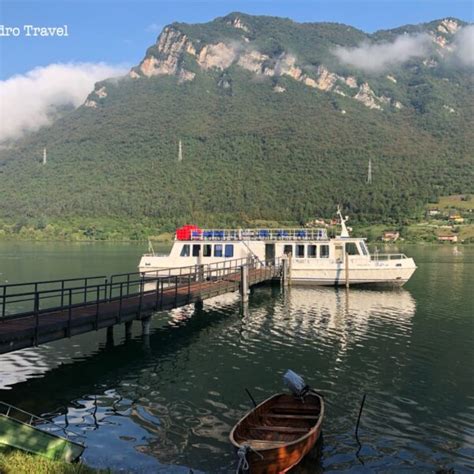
[0,242,472,473]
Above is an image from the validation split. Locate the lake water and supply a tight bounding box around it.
[0,242,472,472]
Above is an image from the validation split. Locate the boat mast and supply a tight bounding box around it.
[337,206,350,238]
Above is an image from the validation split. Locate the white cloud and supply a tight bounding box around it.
[0,62,127,143]
[333,33,432,73]
[453,25,474,67]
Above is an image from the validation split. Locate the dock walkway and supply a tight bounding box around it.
[0,258,283,354]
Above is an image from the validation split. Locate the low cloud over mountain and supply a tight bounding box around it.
[333,24,474,73]
[333,33,432,72]
[453,25,474,67]
[0,62,127,143]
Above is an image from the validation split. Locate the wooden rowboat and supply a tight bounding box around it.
[230,391,324,473]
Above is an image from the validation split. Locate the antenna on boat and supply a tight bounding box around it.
[337,206,350,238]
[148,240,155,256]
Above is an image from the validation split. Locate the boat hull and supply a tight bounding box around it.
[288,267,416,286]
[0,415,84,462]
[230,393,324,473]
[139,264,416,287]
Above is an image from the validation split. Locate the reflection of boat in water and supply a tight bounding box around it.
[139,209,417,287]
[453,246,463,256]
[245,286,416,356]
[260,286,415,326]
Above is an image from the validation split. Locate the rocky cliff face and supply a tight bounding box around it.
[84,15,468,113]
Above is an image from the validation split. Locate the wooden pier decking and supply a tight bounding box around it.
[0,258,284,355]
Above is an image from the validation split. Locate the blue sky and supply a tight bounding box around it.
[0,0,473,79]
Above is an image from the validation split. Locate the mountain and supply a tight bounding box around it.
[0,13,472,237]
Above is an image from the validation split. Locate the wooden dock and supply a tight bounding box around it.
[0,258,284,355]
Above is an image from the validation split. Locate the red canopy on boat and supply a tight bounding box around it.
[176,225,202,240]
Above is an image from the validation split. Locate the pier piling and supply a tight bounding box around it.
[345,252,350,288]
[282,257,290,287]
[125,321,133,340]
[195,300,203,311]
[142,317,151,336]
[106,326,114,347]
[240,265,249,303]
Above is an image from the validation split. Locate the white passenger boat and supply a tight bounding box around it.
[139,210,417,287]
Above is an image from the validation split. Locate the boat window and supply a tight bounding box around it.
[320,245,329,258]
[214,244,223,257]
[359,242,368,256]
[296,245,305,258]
[192,245,201,257]
[180,244,190,257]
[345,242,360,255]
[308,245,317,258]
[225,244,234,258]
[203,244,212,257]
[284,245,293,256]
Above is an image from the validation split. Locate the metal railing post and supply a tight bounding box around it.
[60,280,65,308]
[1,286,6,318]
[95,286,100,330]
[137,277,143,319]
[188,274,191,303]
[34,292,40,346]
[175,275,178,306]
[155,278,160,310]
[67,289,72,338]
[84,278,88,304]
[118,282,123,323]
[109,276,113,301]
[160,279,164,310]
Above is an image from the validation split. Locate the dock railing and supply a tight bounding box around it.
[0,257,281,320]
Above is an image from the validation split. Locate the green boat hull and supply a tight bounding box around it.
[0,414,84,462]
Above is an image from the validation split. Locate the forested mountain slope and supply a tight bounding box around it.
[0,13,472,233]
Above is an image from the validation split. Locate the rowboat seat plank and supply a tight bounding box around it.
[272,404,319,411]
[245,440,290,449]
[249,425,309,434]
[262,413,319,420]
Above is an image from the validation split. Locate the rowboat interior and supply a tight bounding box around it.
[232,393,322,449]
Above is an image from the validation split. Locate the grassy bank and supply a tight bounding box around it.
[0,450,105,474]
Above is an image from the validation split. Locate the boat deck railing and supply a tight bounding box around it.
[371,253,408,261]
[179,228,328,241]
